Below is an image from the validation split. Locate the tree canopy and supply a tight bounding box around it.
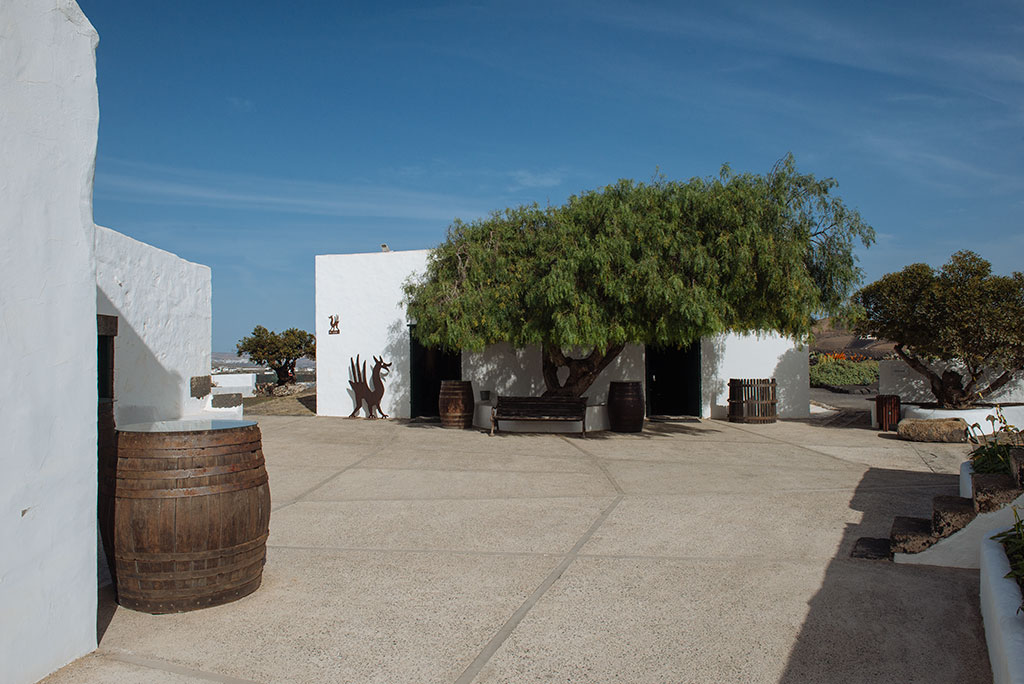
[236,326,316,385]
[405,155,875,396]
[854,251,1024,408]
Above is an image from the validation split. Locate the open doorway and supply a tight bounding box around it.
[409,326,462,418]
[645,342,701,416]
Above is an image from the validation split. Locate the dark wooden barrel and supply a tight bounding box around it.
[727,378,777,424]
[102,420,271,614]
[607,381,644,432]
[439,380,475,429]
[876,394,901,431]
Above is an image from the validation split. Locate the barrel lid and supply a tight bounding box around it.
[116,419,257,433]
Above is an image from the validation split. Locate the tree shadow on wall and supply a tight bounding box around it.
[777,466,991,683]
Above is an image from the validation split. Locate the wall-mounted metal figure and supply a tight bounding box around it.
[349,354,391,418]
[328,315,340,335]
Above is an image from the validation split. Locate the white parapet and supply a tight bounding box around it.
[980,534,1024,684]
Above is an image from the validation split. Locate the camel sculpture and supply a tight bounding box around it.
[348,354,391,418]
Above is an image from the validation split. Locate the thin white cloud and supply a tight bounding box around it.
[94,160,493,222]
[509,169,563,190]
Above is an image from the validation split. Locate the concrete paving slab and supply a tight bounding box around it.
[42,654,212,683]
[475,557,988,684]
[581,481,955,561]
[305,467,618,501]
[359,449,596,473]
[92,548,560,684]
[264,465,346,510]
[269,497,614,554]
[46,413,991,684]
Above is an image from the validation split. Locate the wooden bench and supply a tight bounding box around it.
[490,396,588,437]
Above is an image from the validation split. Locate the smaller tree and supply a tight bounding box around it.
[236,326,316,385]
[854,251,1024,408]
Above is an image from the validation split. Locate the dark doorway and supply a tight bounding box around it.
[645,342,701,416]
[409,327,462,418]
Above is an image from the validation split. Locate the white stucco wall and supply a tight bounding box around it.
[316,250,430,418]
[317,249,810,421]
[702,332,809,419]
[212,372,257,397]
[0,2,100,682]
[96,226,213,424]
[879,359,1024,405]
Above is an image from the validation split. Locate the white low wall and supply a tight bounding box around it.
[96,226,213,423]
[702,332,809,419]
[980,535,1024,684]
[212,372,257,397]
[0,2,100,682]
[880,359,1024,405]
[902,405,1024,436]
[462,343,645,405]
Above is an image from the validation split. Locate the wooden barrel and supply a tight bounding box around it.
[876,394,901,431]
[607,381,644,432]
[727,378,777,424]
[439,380,475,429]
[102,420,271,614]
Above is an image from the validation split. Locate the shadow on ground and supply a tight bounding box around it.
[778,466,991,683]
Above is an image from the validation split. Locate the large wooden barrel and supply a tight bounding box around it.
[439,380,475,429]
[102,420,271,614]
[876,394,901,431]
[727,378,777,424]
[607,381,644,432]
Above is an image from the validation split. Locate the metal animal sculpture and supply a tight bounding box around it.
[349,355,391,418]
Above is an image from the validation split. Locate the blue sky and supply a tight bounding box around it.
[78,1,1024,351]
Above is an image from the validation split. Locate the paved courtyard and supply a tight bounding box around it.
[47,414,991,683]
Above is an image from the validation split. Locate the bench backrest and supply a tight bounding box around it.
[495,395,587,417]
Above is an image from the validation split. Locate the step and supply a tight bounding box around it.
[890,516,937,554]
[850,537,893,561]
[932,495,977,538]
[972,473,1024,513]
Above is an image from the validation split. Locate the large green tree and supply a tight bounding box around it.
[405,155,875,396]
[237,326,316,385]
[854,251,1024,409]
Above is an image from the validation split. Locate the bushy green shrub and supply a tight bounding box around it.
[970,443,1013,474]
[809,358,878,386]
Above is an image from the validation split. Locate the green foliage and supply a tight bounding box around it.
[405,155,874,394]
[809,358,878,387]
[854,251,1024,408]
[237,326,315,385]
[969,407,1023,474]
[991,507,1024,612]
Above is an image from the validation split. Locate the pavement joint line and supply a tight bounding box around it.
[270,433,400,514]
[98,651,263,684]
[268,544,564,558]
[453,494,624,684]
[333,465,592,475]
[559,434,625,495]
[718,419,970,469]
[265,544,847,565]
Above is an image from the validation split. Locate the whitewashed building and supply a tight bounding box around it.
[315,249,809,427]
[1,3,229,681]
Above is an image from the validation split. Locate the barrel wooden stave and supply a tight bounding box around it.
[105,424,271,613]
[439,380,475,429]
[727,378,777,424]
[608,381,644,432]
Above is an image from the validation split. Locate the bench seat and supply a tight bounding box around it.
[490,396,587,437]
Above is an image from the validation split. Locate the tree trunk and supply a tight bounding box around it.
[894,344,1006,409]
[541,343,626,397]
[273,364,292,386]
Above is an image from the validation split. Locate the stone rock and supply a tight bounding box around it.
[897,417,968,443]
[972,473,1024,513]
[271,383,303,397]
[1010,447,1024,488]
